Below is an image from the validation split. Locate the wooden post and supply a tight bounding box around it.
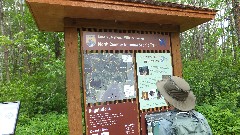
[65,27,83,135]
[171,32,183,77]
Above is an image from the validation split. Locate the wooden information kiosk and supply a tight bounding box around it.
[26,0,217,135]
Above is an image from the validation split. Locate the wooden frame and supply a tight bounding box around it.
[78,27,178,135]
[64,18,180,33]
[64,21,183,135]
[63,25,183,134]
[65,27,83,135]
[171,32,183,77]
[26,0,217,32]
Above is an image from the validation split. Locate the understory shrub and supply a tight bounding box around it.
[0,60,67,116]
[198,92,240,134]
[197,104,240,135]
[16,113,69,135]
[183,57,240,105]
[183,55,240,134]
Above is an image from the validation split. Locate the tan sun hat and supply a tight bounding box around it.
[156,76,196,111]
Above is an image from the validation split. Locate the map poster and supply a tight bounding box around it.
[84,53,135,103]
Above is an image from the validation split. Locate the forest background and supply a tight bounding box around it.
[0,0,239,134]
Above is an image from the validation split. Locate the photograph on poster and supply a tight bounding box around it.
[139,66,149,75]
[84,53,135,103]
[136,53,173,110]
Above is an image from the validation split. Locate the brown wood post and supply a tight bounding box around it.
[65,27,83,135]
[171,32,183,77]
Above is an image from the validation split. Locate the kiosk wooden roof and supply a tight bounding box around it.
[27,0,217,32]
[26,1,217,135]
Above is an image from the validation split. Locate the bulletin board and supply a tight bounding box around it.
[80,29,173,135]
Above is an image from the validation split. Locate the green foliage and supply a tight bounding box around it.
[183,55,240,105]
[197,104,240,134]
[16,113,69,135]
[0,35,12,45]
[0,2,67,134]
[183,52,240,135]
[0,59,67,116]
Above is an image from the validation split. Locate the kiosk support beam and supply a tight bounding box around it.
[65,27,83,135]
[171,32,183,77]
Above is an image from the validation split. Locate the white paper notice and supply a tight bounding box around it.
[122,55,132,62]
[101,132,109,135]
[124,85,135,97]
[0,101,20,135]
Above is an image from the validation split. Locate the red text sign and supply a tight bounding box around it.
[86,101,139,135]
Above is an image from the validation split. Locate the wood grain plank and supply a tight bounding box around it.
[65,27,83,135]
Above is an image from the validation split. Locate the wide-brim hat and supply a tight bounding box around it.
[156,76,196,111]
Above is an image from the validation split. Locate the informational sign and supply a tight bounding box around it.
[136,53,172,110]
[82,31,174,135]
[86,101,139,135]
[83,32,170,50]
[84,53,135,103]
[0,101,20,135]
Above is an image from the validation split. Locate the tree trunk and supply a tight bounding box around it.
[190,29,195,60]
[0,0,3,81]
[18,1,29,73]
[54,33,61,59]
[221,21,226,56]
[0,0,10,82]
[198,24,205,61]
[232,0,240,63]
[0,0,3,35]
[232,0,240,46]
[4,46,10,82]
[230,11,236,59]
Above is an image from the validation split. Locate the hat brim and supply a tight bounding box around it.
[156,80,196,111]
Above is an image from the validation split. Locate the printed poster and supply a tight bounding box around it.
[136,53,172,110]
[84,53,135,103]
[86,102,139,135]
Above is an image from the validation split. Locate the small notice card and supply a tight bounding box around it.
[0,101,20,135]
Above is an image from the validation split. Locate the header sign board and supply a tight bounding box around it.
[82,32,170,50]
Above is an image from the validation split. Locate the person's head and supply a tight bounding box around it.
[156,76,196,111]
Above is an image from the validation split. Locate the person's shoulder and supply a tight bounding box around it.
[192,110,207,120]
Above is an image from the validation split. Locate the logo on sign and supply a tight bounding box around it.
[159,38,166,47]
[86,35,96,47]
